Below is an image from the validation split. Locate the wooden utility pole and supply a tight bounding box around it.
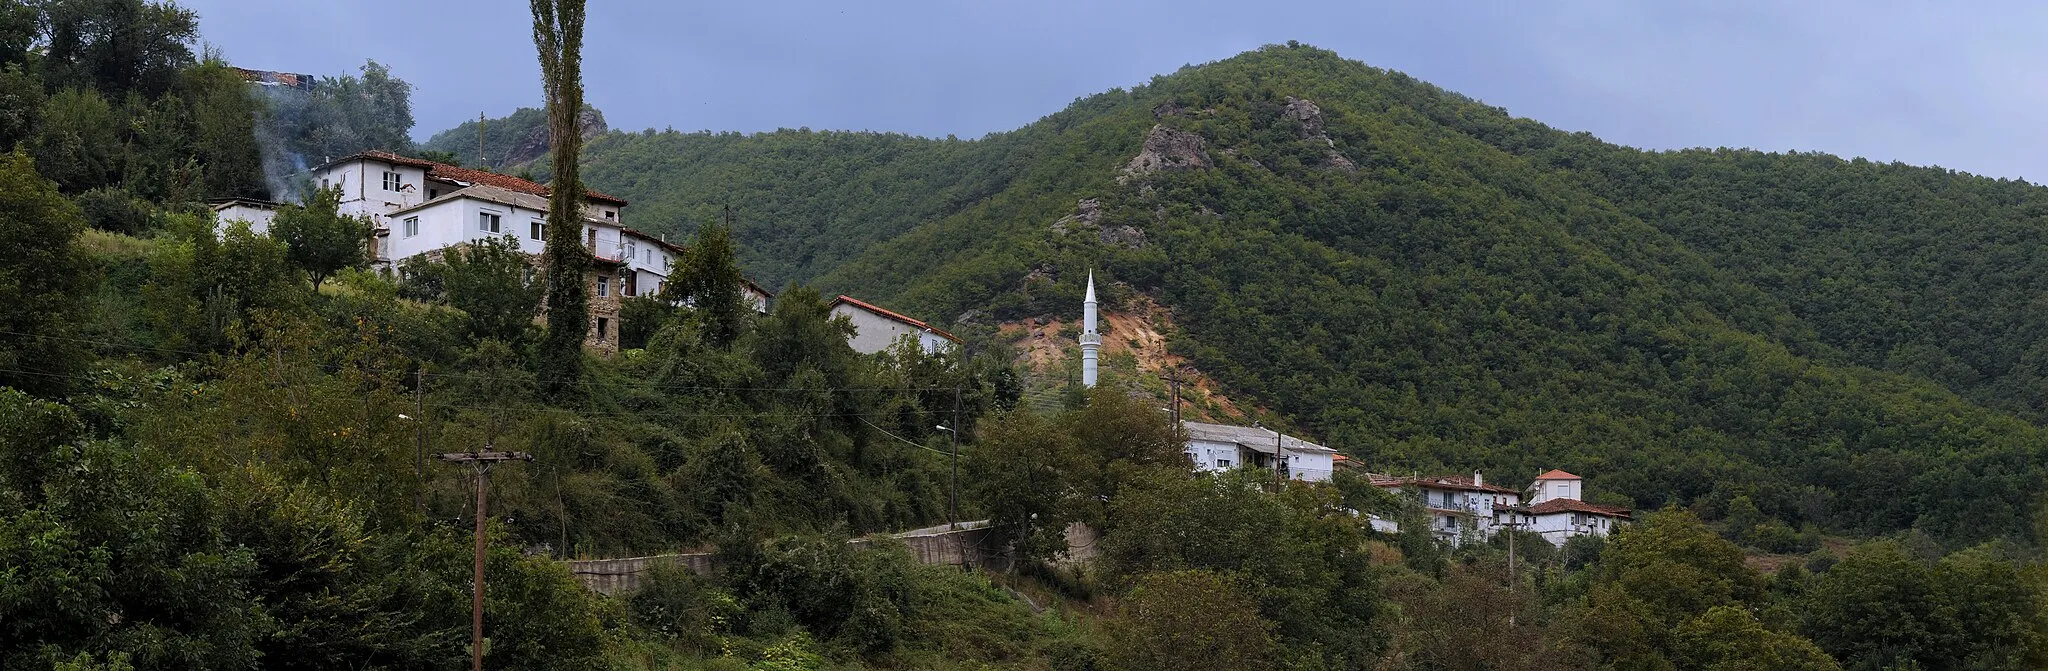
[951,385,961,530]
[1165,367,1184,426]
[477,112,486,167]
[437,447,533,671]
[413,370,426,512]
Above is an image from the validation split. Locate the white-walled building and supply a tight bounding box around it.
[230,150,769,351]
[209,198,280,233]
[1182,421,1336,482]
[830,295,961,354]
[1372,473,1524,544]
[1515,470,1629,546]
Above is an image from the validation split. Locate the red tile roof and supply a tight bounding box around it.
[1380,474,1521,495]
[1524,498,1630,518]
[326,150,626,205]
[830,295,960,343]
[1533,469,1581,481]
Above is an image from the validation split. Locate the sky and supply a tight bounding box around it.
[180,1,2048,182]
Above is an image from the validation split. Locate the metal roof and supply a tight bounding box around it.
[1182,420,1336,455]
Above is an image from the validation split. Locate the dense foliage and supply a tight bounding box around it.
[10,1,2048,665]
[548,43,2048,550]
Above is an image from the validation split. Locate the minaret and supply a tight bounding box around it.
[1081,272,1100,388]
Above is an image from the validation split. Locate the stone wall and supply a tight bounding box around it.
[564,521,1068,595]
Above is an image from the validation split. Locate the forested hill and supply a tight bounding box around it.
[499,43,2048,547]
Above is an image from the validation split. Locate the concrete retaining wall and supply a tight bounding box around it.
[565,520,1021,595]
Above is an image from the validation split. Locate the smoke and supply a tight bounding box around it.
[244,61,417,204]
[252,83,315,204]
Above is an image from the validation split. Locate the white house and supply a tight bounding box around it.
[1372,473,1524,544]
[1182,421,1337,483]
[830,295,961,354]
[1515,470,1629,546]
[209,198,280,233]
[228,150,770,351]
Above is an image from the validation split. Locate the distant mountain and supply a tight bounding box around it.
[420,105,605,171]
[427,44,2048,546]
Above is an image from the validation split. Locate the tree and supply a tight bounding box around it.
[1800,540,1947,670]
[1062,385,1186,527]
[0,149,92,397]
[531,0,590,398]
[1674,606,1841,671]
[964,410,1082,561]
[1101,468,1381,667]
[442,235,541,343]
[0,63,41,150]
[1596,509,1764,629]
[1105,570,1277,671]
[29,86,119,192]
[269,185,372,289]
[182,60,267,200]
[665,218,750,345]
[39,0,198,97]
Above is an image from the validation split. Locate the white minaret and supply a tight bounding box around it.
[1081,272,1100,388]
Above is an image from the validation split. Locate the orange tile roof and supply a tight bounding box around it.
[1533,469,1581,481]
[831,295,960,343]
[1381,474,1522,495]
[1524,498,1630,517]
[327,150,626,205]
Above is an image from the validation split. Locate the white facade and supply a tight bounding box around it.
[831,296,961,355]
[1518,470,1628,546]
[1367,469,1629,547]
[1080,273,1100,388]
[1182,421,1336,483]
[210,199,278,234]
[298,151,767,311]
[1373,474,1525,545]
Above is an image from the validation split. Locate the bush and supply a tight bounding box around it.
[73,187,153,234]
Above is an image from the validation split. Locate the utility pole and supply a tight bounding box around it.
[1274,426,1286,489]
[413,370,426,512]
[477,111,486,167]
[951,385,961,530]
[437,446,533,671]
[1166,367,1183,427]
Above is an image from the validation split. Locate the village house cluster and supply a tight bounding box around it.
[213,150,774,352]
[214,150,1626,550]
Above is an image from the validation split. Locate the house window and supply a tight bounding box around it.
[586,228,596,249]
[403,216,418,238]
[596,317,609,340]
[662,256,671,271]
[478,212,501,234]
[320,177,330,190]
[428,188,439,199]
[596,276,609,297]
[624,241,635,261]
[1216,459,1231,468]
[382,171,403,192]
[604,210,615,220]
[530,220,545,240]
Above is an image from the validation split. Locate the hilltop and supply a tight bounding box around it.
[438,44,2048,548]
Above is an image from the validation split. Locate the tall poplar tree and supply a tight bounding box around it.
[531,0,588,397]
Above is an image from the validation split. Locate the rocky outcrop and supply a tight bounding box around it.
[1099,224,1146,249]
[503,108,608,167]
[1284,96,1329,144]
[1049,197,1144,248]
[1121,125,1210,179]
[1050,197,1103,234]
[1153,101,1185,119]
[1283,96,1356,172]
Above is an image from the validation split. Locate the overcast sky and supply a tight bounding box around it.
[180,1,2048,182]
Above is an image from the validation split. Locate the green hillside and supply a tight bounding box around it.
[542,44,2048,548]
